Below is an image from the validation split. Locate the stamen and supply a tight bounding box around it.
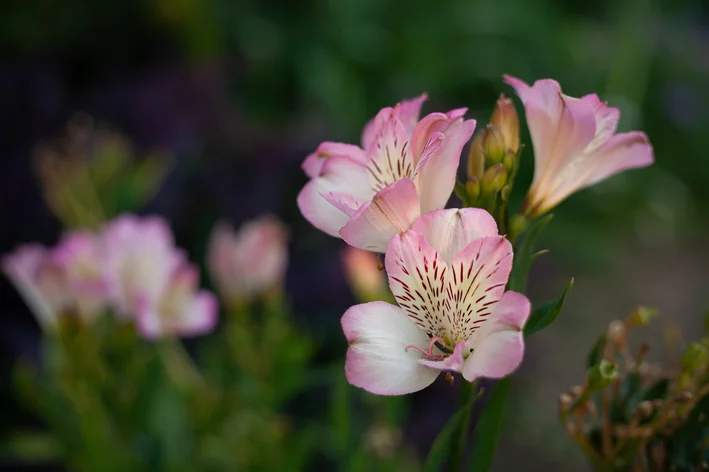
[405,336,446,361]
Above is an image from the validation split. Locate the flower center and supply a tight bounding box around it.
[405,336,447,361]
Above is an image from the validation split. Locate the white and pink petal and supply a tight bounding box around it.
[339,179,421,253]
[462,291,530,381]
[342,301,440,395]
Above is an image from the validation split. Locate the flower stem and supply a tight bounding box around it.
[450,380,479,472]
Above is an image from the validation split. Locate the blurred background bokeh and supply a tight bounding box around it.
[1,0,708,470]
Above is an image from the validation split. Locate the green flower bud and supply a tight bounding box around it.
[587,360,619,391]
[481,164,507,197]
[682,342,708,374]
[466,133,485,180]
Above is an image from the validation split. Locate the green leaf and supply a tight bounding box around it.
[508,214,553,292]
[524,278,573,336]
[469,378,510,472]
[422,389,476,472]
[586,335,607,368]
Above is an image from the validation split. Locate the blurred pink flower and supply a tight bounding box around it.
[298,95,476,252]
[505,75,654,216]
[341,247,387,303]
[51,232,110,319]
[342,209,530,395]
[103,215,217,339]
[207,215,288,307]
[2,245,66,330]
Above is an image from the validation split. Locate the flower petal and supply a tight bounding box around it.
[462,291,530,381]
[414,115,476,213]
[297,180,351,237]
[322,191,366,217]
[342,301,439,395]
[364,112,417,193]
[580,94,620,154]
[506,76,597,198]
[2,244,58,329]
[447,236,513,344]
[411,208,499,263]
[419,341,467,373]
[578,131,654,187]
[385,230,453,339]
[538,131,654,213]
[361,95,428,149]
[339,179,421,253]
[174,291,219,338]
[302,142,367,178]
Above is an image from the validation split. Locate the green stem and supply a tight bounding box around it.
[470,378,510,471]
[158,339,205,390]
[450,380,479,472]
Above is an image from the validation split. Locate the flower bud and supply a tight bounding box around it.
[465,177,481,202]
[587,360,619,391]
[636,401,654,419]
[681,342,708,374]
[481,164,507,197]
[342,247,388,303]
[626,306,658,327]
[208,215,289,307]
[466,133,485,180]
[490,94,520,156]
[482,124,505,166]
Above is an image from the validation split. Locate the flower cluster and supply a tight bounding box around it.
[298,78,654,396]
[3,215,217,339]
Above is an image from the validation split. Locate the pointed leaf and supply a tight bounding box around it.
[524,278,573,336]
[508,214,553,292]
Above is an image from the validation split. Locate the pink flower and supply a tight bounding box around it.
[103,214,217,339]
[504,75,654,216]
[2,245,66,330]
[51,232,110,319]
[298,95,476,252]
[136,262,218,340]
[341,208,530,395]
[2,233,110,328]
[207,215,288,306]
[341,247,388,303]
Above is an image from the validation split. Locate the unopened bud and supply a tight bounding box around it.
[482,125,505,166]
[608,320,627,344]
[559,393,573,411]
[627,306,658,327]
[465,177,481,202]
[342,247,388,303]
[636,401,654,419]
[489,94,520,155]
[682,342,708,374]
[502,152,517,175]
[500,184,511,202]
[674,391,694,403]
[481,164,507,196]
[569,385,585,398]
[466,133,485,180]
[587,360,619,391]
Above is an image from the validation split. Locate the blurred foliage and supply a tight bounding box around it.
[4,295,420,471]
[560,309,709,471]
[34,115,173,230]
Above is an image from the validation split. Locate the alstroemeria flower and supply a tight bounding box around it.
[341,247,388,303]
[103,215,217,339]
[504,75,654,216]
[2,245,66,330]
[298,95,476,252]
[2,233,109,328]
[51,232,110,319]
[207,215,289,307]
[342,208,530,395]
